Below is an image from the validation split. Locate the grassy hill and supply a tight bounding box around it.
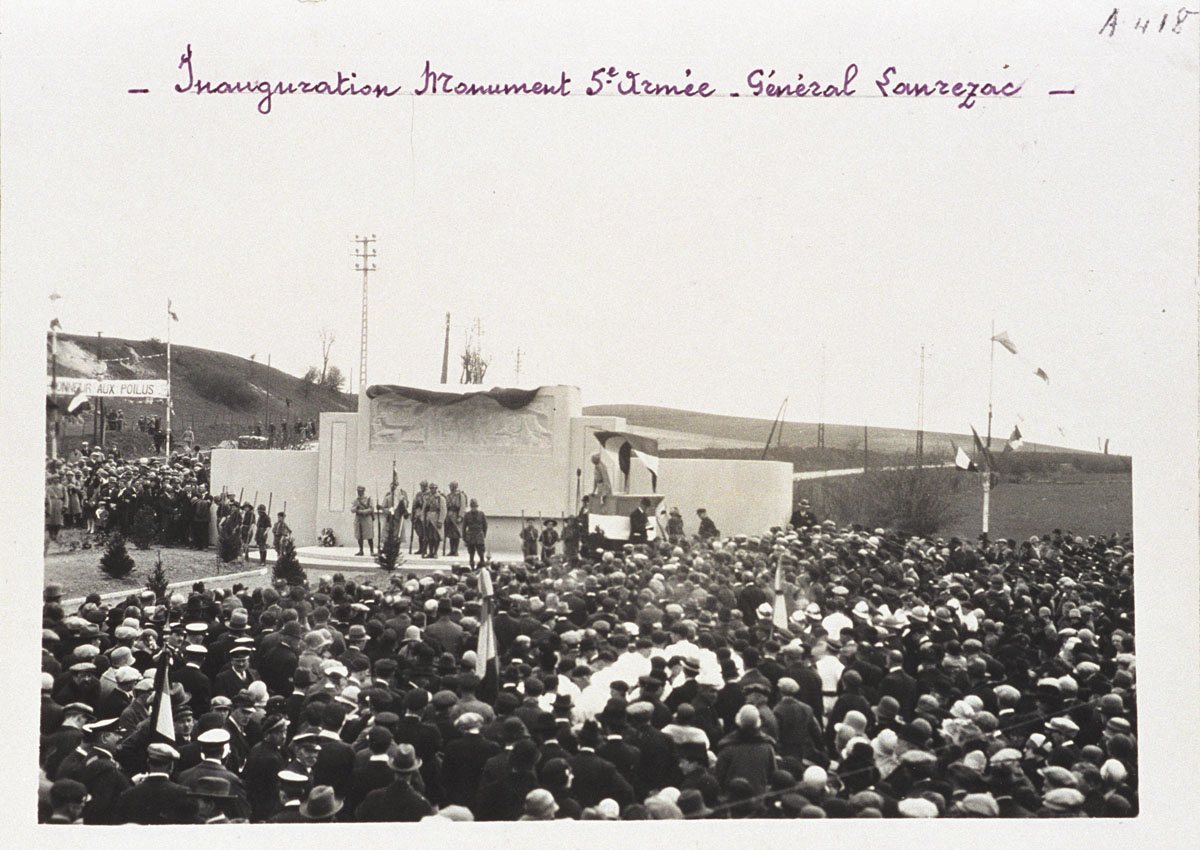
[49,333,355,452]
[582,404,1130,472]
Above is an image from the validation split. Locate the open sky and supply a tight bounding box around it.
[3,3,1196,458]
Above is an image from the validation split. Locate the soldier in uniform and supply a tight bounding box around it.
[352,486,375,556]
[254,505,271,564]
[461,498,488,569]
[380,479,408,545]
[444,481,468,557]
[539,519,559,563]
[423,484,447,558]
[412,482,429,555]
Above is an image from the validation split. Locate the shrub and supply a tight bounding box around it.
[99,534,136,579]
[273,535,306,586]
[826,465,961,537]
[146,551,168,600]
[377,530,403,572]
[131,505,158,549]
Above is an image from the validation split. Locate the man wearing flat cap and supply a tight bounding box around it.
[43,702,96,780]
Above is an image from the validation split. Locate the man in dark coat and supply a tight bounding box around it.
[628,498,651,545]
[473,739,540,821]
[568,721,634,808]
[714,705,777,795]
[878,649,919,720]
[346,725,399,818]
[774,677,827,765]
[355,744,434,822]
[241,714,289,821]
[424,600,465,657]
[312,703,357,799]
[177,729,251,819]
[461,499,488,568]
[79,719,133,824]
[113,743,192,824]
[440,712,500,809]
[625,701,677,799]
[392,689,443,802]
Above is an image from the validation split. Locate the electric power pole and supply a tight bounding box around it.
[916,343,926,466]
[514,347,524,383]
[354,235,377,394]
[816,343,826,451]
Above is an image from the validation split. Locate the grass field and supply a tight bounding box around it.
[938,473,1133,543]
[45,542,267,601]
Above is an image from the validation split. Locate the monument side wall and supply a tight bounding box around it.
[658,458,794,538]
[209,449,320,545]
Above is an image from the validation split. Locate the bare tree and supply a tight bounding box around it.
[319,328,335,382]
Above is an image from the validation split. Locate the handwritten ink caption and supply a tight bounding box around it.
[152,45,1038,114]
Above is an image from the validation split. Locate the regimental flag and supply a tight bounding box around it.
[1034,368,1049,384]
[971,426,994,471]
[474,567,500,703]
[772,556,789,633]
[66,392,91,415]
[147,650,176,745]
[991,331,1018,355]
[1005,425,1024,452]
[952,440,978,471]
[168,300,179,322]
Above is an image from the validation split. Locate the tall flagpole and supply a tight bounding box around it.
[165,299,172,458]
[986,318,995,449]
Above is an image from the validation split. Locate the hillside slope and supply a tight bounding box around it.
[49,333,355,450]
[582,403,1110,459]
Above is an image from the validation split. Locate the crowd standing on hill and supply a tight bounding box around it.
[39,510,1136,822]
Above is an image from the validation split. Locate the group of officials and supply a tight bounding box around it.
[351,481,483,565]
[40,505,1137,823]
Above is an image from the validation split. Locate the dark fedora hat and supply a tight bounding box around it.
[299,785,344,820]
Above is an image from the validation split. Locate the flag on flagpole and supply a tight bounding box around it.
[1034,368,1049,384]
[49,318,62,331]
[147,651,176,745]
[952,440,978,471]
[971,426,994,470]
[168,300,179,322]
[66,392,91,415]
[1006,425,1024,452]
[771,557,789,633]
[991,331,1018,355]
[474,567,500,702]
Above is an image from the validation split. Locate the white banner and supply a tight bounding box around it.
[47,377,169,399]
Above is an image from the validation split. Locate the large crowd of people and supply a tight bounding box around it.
[39,507,1136,822]
[44,446,212,550]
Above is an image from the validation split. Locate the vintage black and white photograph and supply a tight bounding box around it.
[2,1,1198,841]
